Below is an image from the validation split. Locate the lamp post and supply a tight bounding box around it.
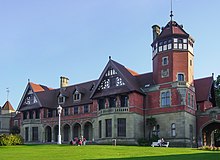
[57,105,62,144]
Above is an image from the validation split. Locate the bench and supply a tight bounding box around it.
[151,140,169,147]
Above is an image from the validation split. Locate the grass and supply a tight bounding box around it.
[0,144,220,160]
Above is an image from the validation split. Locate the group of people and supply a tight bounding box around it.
[159,137,167,146]
[70,136,86,146]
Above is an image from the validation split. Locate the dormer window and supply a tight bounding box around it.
[58,95,65,104]
[73,90,81,101]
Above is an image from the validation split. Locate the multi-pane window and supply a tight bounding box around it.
[171,123,176,137]
[35,109,40,119]
[120,95,129,107]
[73,90,81,101]
[178,73,184,81]
[117,118,126,137]
[155,38,188,53]
[188,93,191,106]
[64,108,69,116]
[174,38,187,50]
[188,93,194,108]
[24,93,38,105]
[84,105,89,113]
[99,120,102,138]
[158,41,163,52]
[32,127,38,141]
[162,57,168,66]
[23,111,28,119]
[105,119,112,137]
[191,95,194,108]
[48,109,53,118]
[152,124,160,136]
[109,97,116,108]
[98,68,125,90]
[74,106,78,114]
[161,90,171,107]
[58,95,65,104]
[29,110,34,119]
[98,99,105,110]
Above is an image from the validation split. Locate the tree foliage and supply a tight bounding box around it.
[215,75,220,107]
[146,117,157,140]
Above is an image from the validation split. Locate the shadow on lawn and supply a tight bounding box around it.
[93,152,220,160]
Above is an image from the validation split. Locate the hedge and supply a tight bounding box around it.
[0,134,24,146]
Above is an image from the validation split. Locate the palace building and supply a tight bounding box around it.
[16,16,220,147]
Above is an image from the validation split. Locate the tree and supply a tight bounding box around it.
[10,126,20,135]
[146,117,157,140]
[215,75,220,107]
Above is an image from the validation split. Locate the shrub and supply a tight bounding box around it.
[0,134,24,146]
[137,135,160,146]
[198,146,220,151]
[137,138,148,146]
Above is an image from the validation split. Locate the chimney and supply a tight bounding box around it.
[60,76,69,88]
[152,25,160,41]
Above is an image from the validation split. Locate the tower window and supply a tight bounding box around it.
[177,73,184,81]
[168,39,172,50]
[162,57,168,66]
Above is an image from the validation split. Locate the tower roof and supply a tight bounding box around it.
[158,21,189,39]
[2,101,15,111]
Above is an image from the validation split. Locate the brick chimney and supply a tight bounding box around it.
[60,76,69,88]
[152,25,160,41]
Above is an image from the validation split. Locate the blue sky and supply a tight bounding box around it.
[0,0,220,109]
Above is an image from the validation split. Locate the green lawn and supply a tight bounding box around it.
[0,145,219,160]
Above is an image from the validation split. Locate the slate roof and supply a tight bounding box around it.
[19,59,213,111]
[18,59,155,111]
[194,76,214,102]
[159,21,188,38]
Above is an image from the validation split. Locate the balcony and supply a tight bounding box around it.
[98,107,130,116]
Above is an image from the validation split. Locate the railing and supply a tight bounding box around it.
[98,107,129,116]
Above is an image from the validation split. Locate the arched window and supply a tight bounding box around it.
[171,123,176,137]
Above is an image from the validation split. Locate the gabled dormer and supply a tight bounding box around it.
[58,93,65,104]
[90,58,143,99]
[73,89,81,102]
[17,82,45,111]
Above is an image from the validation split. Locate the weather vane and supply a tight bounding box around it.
[170,0,174,21]
[6,87,10,101]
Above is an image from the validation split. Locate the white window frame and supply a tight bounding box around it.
[162,56,169,66]
[160,90,171,107]
[73,90,81,101]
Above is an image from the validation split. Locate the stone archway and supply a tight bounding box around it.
[202,122,220,147]
[83,122,93,141]
[73,123,81,139]
[45,126,52,142]
[63,124,70,142]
